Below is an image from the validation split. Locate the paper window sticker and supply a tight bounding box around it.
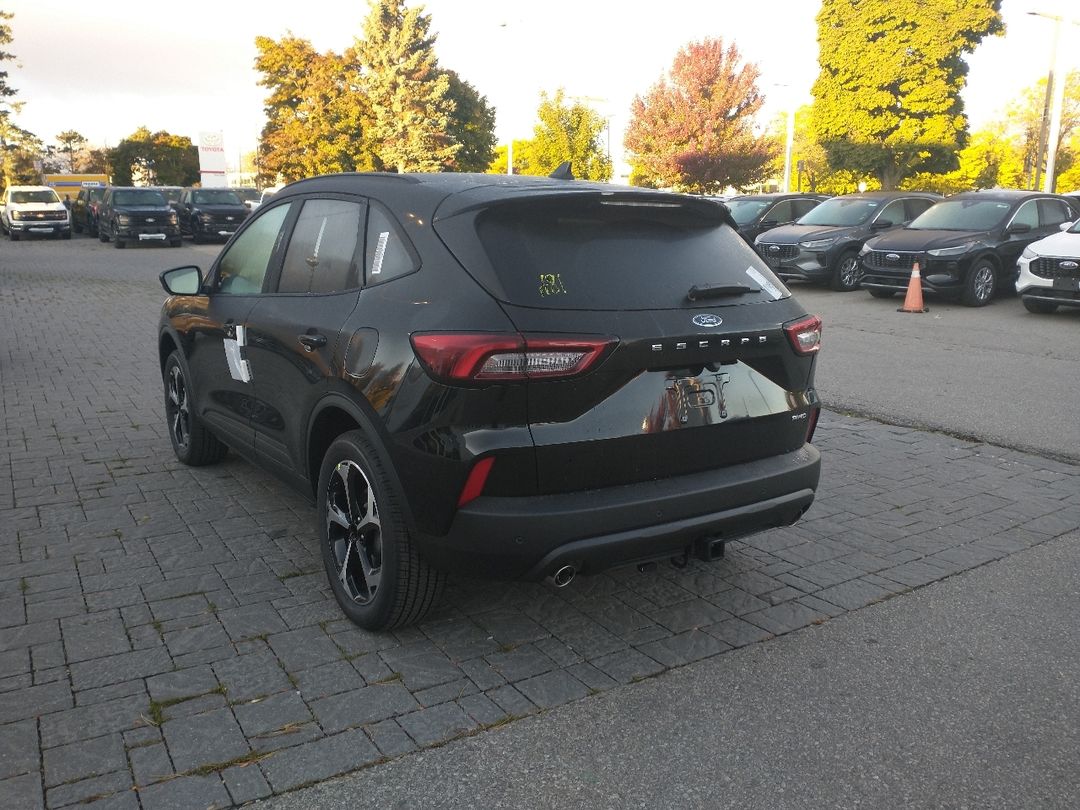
[371,231,389,275]
[746,266,785,300]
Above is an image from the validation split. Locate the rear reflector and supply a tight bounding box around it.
[458,457,495,507]
[411,333,616,382]
[783,315,822,355]
[806,406,821,443]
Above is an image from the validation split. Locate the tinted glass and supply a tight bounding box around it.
[365,204,418,284]
[215,203,291,295]
[231,188,260,202]
[793,199,821,218]
[876,199,907,226]
[909,199,1012,230]
[193,190,242,205]
[724,199,771,225]
[905,198,934,220]
[11,190,60,204]
[470,198,788,310]
[798,197,881,226]
[278,199,363,294]
[1011,200,1038,229]
[113,190,167,206]
[765,201,793,223]
[1038,199,1071,227]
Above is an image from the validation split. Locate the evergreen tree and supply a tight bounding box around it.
[811,0,1004,190]
[0,10,41,187]
[354,0,458,172]
[625,38,777,193]
[444,70,496,172]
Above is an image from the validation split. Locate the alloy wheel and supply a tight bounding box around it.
[166,365,191,450]
[325,460,383,605]
[838,256,861,289]
[973,265,995,302]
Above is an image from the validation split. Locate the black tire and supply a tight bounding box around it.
[868,288,896,299]
[829,249,862,291]
[170,239,182,248]
[961,259,997,307]
[191,221,204,244]
[63,230,72,240]
[8,229,18,242]
[74,221,84,234]
[114,235,126,249]
[1022,297,1058,314]
[99,224,109,243]
[317,430,445,630]
[89,219,98,237]
[163,351,227,466]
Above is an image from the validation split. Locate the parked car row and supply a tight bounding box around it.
[32,184,270,248]
[740,188,1080,313]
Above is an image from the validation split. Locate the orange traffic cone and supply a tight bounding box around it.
[898,260,928,313]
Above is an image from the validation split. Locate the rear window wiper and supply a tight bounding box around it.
[687,282,759,301]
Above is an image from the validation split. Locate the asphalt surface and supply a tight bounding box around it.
[797,284,1080,463]
[261,531,1080,810]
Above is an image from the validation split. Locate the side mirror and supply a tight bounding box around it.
[1006,222,1031,235]
[160,265,203,295]
[759,219,779,228]
[870,219,893,230]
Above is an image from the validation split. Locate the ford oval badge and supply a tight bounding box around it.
[1061,260,1078,270]
[886,253,900,261]
[692,314,723,328]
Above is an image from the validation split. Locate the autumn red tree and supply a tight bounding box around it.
[625,38,779,193]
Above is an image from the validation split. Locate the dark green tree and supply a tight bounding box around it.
[354,0,457,172]
[109,127,198,186]
[0,10,41,187]
[811,0,1004,190]
[444,70,496,172]
[55,130,86,172]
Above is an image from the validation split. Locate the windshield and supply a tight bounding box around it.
[909,200,1012,231]
[11,190,60,204]
[89,188,106,202]
[193,190,242,205]
[230,188,260,202]
[724,199,772,225]
[154,187,182,204]
[114,190,167,206]
[798,197,880,227]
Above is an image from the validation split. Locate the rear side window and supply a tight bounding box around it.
[458,197,786,310]
[364,203,418,285]
[278,199,364,294]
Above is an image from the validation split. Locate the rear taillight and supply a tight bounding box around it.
[411,333,616,382]
[784,315,822,356]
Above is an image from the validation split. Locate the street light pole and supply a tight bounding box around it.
[1029,10,1080,192]
[783,106,795,193]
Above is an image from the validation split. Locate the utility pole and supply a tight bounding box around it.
[1029,10,1080,192]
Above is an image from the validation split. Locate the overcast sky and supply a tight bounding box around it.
[5,0,1078,181]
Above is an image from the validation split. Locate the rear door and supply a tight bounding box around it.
[245,195,367,481]
[436,194,818,495]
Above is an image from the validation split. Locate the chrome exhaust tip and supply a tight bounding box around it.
[548,565,576,588]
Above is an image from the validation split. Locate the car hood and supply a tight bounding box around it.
[1026,229,1080,258]
[9,202,66,213]
[755,224,858,245]
[868,228,989,252]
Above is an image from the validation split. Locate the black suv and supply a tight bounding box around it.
[72,185,108,236]
[175,187,249,243]
[754,191,941,291]
[98,187,181,248]
[157,173,823,630]
[724,193,829,245]
[860,190,1080,306]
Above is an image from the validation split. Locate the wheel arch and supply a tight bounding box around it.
[158,331,180,378]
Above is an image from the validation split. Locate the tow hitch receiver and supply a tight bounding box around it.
[694,536,727,562]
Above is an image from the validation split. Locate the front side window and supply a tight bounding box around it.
[764,200,794,223]
[724,199,771,225]
[905,198,935,220]
[876,199,907,226]
[1010,200,1039,229]
[215,203,292,295]
[278,199,364,294]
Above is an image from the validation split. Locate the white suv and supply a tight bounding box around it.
[0,185,72,240]
[1016,219,1080,314]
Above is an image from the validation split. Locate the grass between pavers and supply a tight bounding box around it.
[144,685,228,727]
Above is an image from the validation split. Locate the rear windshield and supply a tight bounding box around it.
[113,190,167,206]
[798,197,880,227]
[908,199,1012,231]
[724,199,771,225]
[193,189,242,205]
[460,197,787,310]
[11,190,60,204]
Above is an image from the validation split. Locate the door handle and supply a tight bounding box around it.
[298,333,327,351]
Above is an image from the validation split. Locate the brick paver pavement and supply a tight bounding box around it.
[2,246,1079,808]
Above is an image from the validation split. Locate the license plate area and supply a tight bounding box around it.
[138,233,167,241]
[1052,277,1080,291]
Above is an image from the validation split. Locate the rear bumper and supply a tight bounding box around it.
[416,443,821,580]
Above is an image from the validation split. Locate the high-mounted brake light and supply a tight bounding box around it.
[411,333,616,382]
[783,315,822,356]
